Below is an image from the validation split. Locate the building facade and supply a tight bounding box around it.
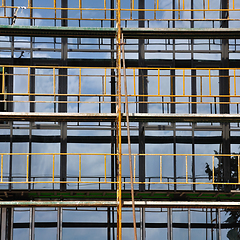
[0,0,240,239]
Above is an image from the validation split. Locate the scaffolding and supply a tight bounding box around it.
[0,0,240,240]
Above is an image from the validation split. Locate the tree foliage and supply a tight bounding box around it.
[205,151,240,240]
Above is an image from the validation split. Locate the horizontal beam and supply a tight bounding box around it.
[0,26,117,38]
[12,222,240,229]
[0,201,118,207]
[1,25,240,39]
[0,112,117,122]
[1,113,240,122]
[1,190,240,202]
[123,201,240,208]
[0,135,239,144]
[123,28,240,39]
[127,113,240,122]
[0,200,240,208]
[1,58,240,68]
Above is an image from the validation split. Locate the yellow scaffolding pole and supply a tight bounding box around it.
[104,155,107,182]
[134,155,136,182]
[53,68,56,104]
[185,156,188,183]
[79,155,81,182]
[212,156,215,184]
[104,0,106,19]
[28,67,30,102]
[160,156,162,183]
[116,0,122,239]
[104,68,107,97]
[26,155,29,182]
[1,155,3,182]
[234,69,236,96]
[133,69,136,96]
[54,0,56,20]
[183,69,185,95]
[2,67,5,101]
[52,155,55,182]
[209,69,211,95]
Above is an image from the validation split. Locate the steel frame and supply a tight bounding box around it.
[0,0,240,240]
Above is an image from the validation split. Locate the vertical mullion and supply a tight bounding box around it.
[203,0,205,19]
[178,0,180,19]
[167,208,172,240]
[1,208,7,240]
[218,209,221,240]
[29,208,35,240]
[10,208,14,240]
[188,209,191,240]
[57,207,63,240]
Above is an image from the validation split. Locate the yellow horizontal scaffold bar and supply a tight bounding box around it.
[1,65,239,106]
[0,0,239,22]
[0,5,238,11]
[0,153,238,186]
[2,65,240,70]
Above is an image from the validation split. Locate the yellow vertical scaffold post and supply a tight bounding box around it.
[116,0,122,240]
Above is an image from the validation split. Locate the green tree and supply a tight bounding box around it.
[205,151,240,240]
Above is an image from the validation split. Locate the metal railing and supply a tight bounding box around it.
[0,0,239,25]
[0,152,239,186]
[128,153,240,186]
[0,153,116,185]
[1,65,239,113]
